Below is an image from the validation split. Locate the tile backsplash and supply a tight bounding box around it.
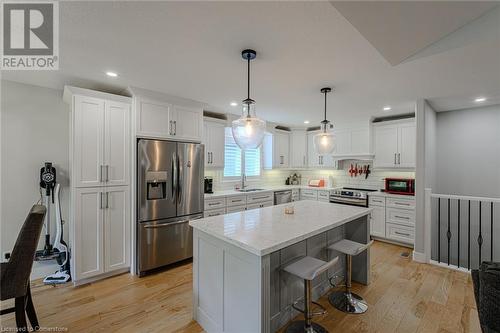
[205,161,415,192]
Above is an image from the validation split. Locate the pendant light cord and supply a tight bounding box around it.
[324,90,327,121]
[247,56,251,102]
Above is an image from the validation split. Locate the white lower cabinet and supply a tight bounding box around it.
[226,205,247,214]
[317,190,330,202]
[292,189,300,202]
[204,207,226,217]
[74,186,130,281]
[300,189,318,200]
[246,201,273,211]
[369,195,415,246]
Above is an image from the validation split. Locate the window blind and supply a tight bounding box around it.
[223,127,261,178]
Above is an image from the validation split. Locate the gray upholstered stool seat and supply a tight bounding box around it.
[283,256,339,333]
[328,239,374,314]
[328,239,372,256]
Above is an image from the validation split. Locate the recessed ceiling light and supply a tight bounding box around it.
[304,120,310,124]
[475,97,486,103]
[106,71,118,77]
[383,106,391,111]
[230,102,238,107]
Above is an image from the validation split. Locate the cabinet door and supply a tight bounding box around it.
[171,105,203,141]
[209,121,225,168]
[307,132,320,168]
[104,186,130,272]
[370,205,386,238]
[136,99,171,138]
[73,95,105,187]
[74,187,104,280]
[274,132,289,168]
[333,130,351,155]
[104,101,130,186]
[398,124,416,168]
[373,125,398,168]
[290,130,307,168]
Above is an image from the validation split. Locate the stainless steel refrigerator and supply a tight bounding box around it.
[137,139,204,275]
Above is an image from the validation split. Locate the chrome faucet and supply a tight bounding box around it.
[241,172,247,190]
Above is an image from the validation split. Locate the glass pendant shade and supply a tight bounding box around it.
[313,122,335,154]
[232,102,266,149]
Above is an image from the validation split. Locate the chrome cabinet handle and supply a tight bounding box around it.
[395,202,411,206]
[395,231,411,237]
[100,192,104,209]
[210,152,213,164]
[106,192,109,209]
[169,120,172,135]
[394,215,410,220]
[106,165,109,182]
[398,153,401,165]
[173,121,177,135]
[394,153,397,165]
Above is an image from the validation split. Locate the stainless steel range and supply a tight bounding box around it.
[329,187,378,207]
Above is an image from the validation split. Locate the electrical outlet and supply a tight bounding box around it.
[3,251,11,260]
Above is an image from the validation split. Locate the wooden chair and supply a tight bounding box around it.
[0,205,46,331]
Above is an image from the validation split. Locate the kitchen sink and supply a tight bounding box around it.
[236,188,265,192]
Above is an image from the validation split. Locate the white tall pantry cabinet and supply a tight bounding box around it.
[64,86,131,283]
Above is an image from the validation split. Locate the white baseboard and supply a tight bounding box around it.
[412,251,427,263]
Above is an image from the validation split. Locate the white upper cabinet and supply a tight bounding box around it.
[132,87,203,142]
[71,92,130,188]
[73,95,105,187]
[104,101,130,186]
[274,131,290,168]
[307,131,337,169]
[332,128,371,157]
[203,118,225,168]
[170,105,203,141]
[290,130,307,168]
[373,119,416,168]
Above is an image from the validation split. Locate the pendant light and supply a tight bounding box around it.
[313,87,335,154]
[231,49,266,150]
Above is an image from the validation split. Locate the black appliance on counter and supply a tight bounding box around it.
[204,177,213,194]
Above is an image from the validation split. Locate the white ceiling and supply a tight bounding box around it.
[331,1,498,66]
[3,1,500,127]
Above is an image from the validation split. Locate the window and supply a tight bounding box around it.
[224,127,261,178]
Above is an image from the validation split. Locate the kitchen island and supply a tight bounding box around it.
[190,200,372,333]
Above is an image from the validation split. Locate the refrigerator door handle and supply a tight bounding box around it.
[171,152,177,203]
[143,220,189,228]
[177,152,182,204]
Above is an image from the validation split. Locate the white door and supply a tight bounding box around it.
[373,125,398,168]
[370,205,386,238]
[136,99,171,138]
[104,101,130,186]
[104,186,130,272]
[398,124,416,168]
[74,187,104,280]
[291,130,307,168]
[171,105,203,141]
[73,95,105,187]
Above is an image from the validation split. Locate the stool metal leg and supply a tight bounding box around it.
[329,254,368,314]
[285,279,328,333]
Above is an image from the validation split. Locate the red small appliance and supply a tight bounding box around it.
[384,178,415,195]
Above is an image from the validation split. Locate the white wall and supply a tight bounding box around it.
[1,80,69,278]
[436,104,500,197]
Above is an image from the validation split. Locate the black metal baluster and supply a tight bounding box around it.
[491,202,494,261]
[468,200,471,270]
[447,198,451,265]
[438,198,441,263]
[478,201,483,268]
[458,200,460,268]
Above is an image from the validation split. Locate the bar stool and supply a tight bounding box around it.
[328,239,373,314]
[283,255,339,333]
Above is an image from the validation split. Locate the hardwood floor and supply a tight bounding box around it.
[0,241,480,333]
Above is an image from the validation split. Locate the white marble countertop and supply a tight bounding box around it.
[204,185,339,199]
[369,191,416,199]
[189,200,372,256]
